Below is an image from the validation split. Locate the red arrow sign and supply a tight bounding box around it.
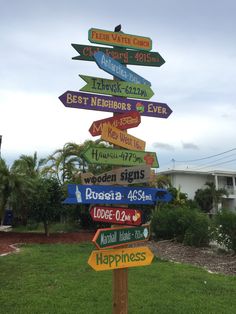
[89,111,141,136]
[90,205,142,226]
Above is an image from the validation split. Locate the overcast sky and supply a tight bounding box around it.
[1,0,236,171]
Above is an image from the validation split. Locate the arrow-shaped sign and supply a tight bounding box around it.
[63,184,172,205]
[81,165,151,185]
[94,51,151,86]
[81,145,159,168]
[89,111,141,136]
[72,44,165,67]
[88,28,152,51]
[88,246,154,271]
[89,205,143,226]
[58,91,172,119]
[92,225,150,249]
[101,124,146,151]
[80,75,154,100]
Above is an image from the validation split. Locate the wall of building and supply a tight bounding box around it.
[168,173,213,200]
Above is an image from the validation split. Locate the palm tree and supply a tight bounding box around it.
[0,158,33,225]
[42,140,112,185]
[205,182,228,214]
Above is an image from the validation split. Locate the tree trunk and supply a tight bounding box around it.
[43,220,50,237]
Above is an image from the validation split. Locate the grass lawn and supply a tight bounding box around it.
[0,243,236,314]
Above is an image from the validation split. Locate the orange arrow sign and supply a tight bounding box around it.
[87,246,154,271]
[101,124,146,151]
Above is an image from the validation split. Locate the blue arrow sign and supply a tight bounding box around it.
[93,51,151,86]
[63,184,172,205]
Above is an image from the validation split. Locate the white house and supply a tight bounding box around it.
[156,167,236,212]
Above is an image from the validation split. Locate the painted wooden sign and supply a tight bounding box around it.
[88,246,154,271]
[71,44,165,67]
[58,91,173,119]
[89,111,141,137]
[92,225,150,249]
[89,205,143,226]
[94,52,151,86]
[63,184,172,205]
[80,75,154,100]
[81,146,159,168]
[81,165,151,185]
[88,28,152,51]
[101,124,145,151]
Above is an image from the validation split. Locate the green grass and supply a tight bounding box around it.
[0,243,236,314]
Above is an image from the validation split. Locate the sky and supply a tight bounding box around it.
[1,0,236,171]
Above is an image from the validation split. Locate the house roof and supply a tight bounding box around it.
[156,166,236,176]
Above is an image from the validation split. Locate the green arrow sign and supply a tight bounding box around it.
[82,146,159,168]
[93,225,150,249]
[79,75,154,100]
[72,44,165,67]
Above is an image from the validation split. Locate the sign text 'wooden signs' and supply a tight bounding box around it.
[82,146,159,168]
[88,28,152,51]
[101,124,146,151]
[92,225,150,249]
[80,75,154,100]
[71,44,165,67]
[88,246,154,271]
[89,111,141,137]
[63,184,172,205]
[94,52,151,86]
[58,91,172,119]
[81,165,151,185]
[89,206,143,226]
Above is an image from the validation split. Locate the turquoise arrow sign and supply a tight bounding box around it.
[94,51,151,86]
[79,75,154,100]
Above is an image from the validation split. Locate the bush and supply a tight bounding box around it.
[151,204,210,247]
[183,212,210,247]
[213,209,236,253]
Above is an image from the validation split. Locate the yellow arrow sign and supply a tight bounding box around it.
[88,246,154,271]
[101,124,146,151]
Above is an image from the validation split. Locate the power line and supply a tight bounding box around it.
[173,148,236,163]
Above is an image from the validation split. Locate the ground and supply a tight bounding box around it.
[0,231,235,276]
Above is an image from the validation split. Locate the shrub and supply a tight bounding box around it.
[151,204,210,247]
[183,212,210,247]
[213,209,236,253]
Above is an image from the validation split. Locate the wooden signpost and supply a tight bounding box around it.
[63,184,172,205]
[94,51,151,86]
[92,225,150,249]
[101,123,146,151]
[89,206,143,226]
[81,145,159,167]
[81,165,151,185]
[58,90,172,119]
[88,28,152,51]
[61,25,173,314]
[87,246,154,271]
[71,43,165,67]
[89,111,141,136]
[80,75,154,99]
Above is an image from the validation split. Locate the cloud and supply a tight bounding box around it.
[182,142,199,150]
[152,142,175,151]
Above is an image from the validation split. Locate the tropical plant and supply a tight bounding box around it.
[194,182,228,213]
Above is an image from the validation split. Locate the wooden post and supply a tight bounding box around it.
[113,268,128,314]
[112,42,129,311]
